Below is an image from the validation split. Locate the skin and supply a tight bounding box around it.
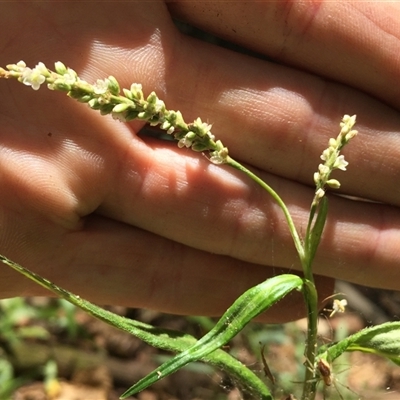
[0,1,399,323]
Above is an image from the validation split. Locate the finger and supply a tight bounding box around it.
[0,99,390,292]
[1,3,398,291]
[155,26,400,208]
[69,21,400,291]
[168,1,400,110]
[0,214,334,323]
[98,137,400,290]
[2,3,397,208]
[69,5,400,208]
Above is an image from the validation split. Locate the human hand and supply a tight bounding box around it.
[0,2,398,322]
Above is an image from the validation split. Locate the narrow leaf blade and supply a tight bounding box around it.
[121,274,302,398]
[0,254,273,400]
[318,321,400,365]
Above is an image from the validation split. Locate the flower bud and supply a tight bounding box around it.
[107,76,120,95]
[112,103,130,113]
[54,61,68,75]
[326,179,341,189]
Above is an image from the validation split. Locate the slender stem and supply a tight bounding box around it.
[301,279,319,400]
[304,204,317,255]
[226,156,320,400]
[226,156,305,264]
[301,206,320,399]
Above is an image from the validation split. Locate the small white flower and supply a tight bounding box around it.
[342,114,356,127]
[93,79,109,94]
[320,149,331,162]
[161,121,174,134]
[209,144,229,164]
[318,164,329,175]
[160,121,171,130]
[209,154,226,164]
[193,117,212,137]
[20,66,46,90]
[178,137,192,148]
[345,129,358,141]
[315,188,325,199]
[130,83,143,99]
[63,71,77,85]
[16,60,27,69]
[313,172,320,185]
[329,299,347,317]
[340,115,357,137]
[333,155,348,171]
[35,62,48,75]
[178,132,196,148]
[153,98,165,113]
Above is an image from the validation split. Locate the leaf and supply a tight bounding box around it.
[0,254,275,400]
[121,274,303,398]
[318,321,400,365]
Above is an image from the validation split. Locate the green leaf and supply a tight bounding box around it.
[121,274,303,398]
[0,254,275,400]
[318,321,400,365]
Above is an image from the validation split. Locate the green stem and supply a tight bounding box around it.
[301,279,319,400]
[226,156,321,400]
[304,203,317,254]
[226,156,305,264]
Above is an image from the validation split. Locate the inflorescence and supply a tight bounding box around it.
[312,114,358,205]
[0,61,229,164]
[0,61,357,194]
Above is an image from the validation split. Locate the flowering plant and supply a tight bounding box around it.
[1,61,400,400]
